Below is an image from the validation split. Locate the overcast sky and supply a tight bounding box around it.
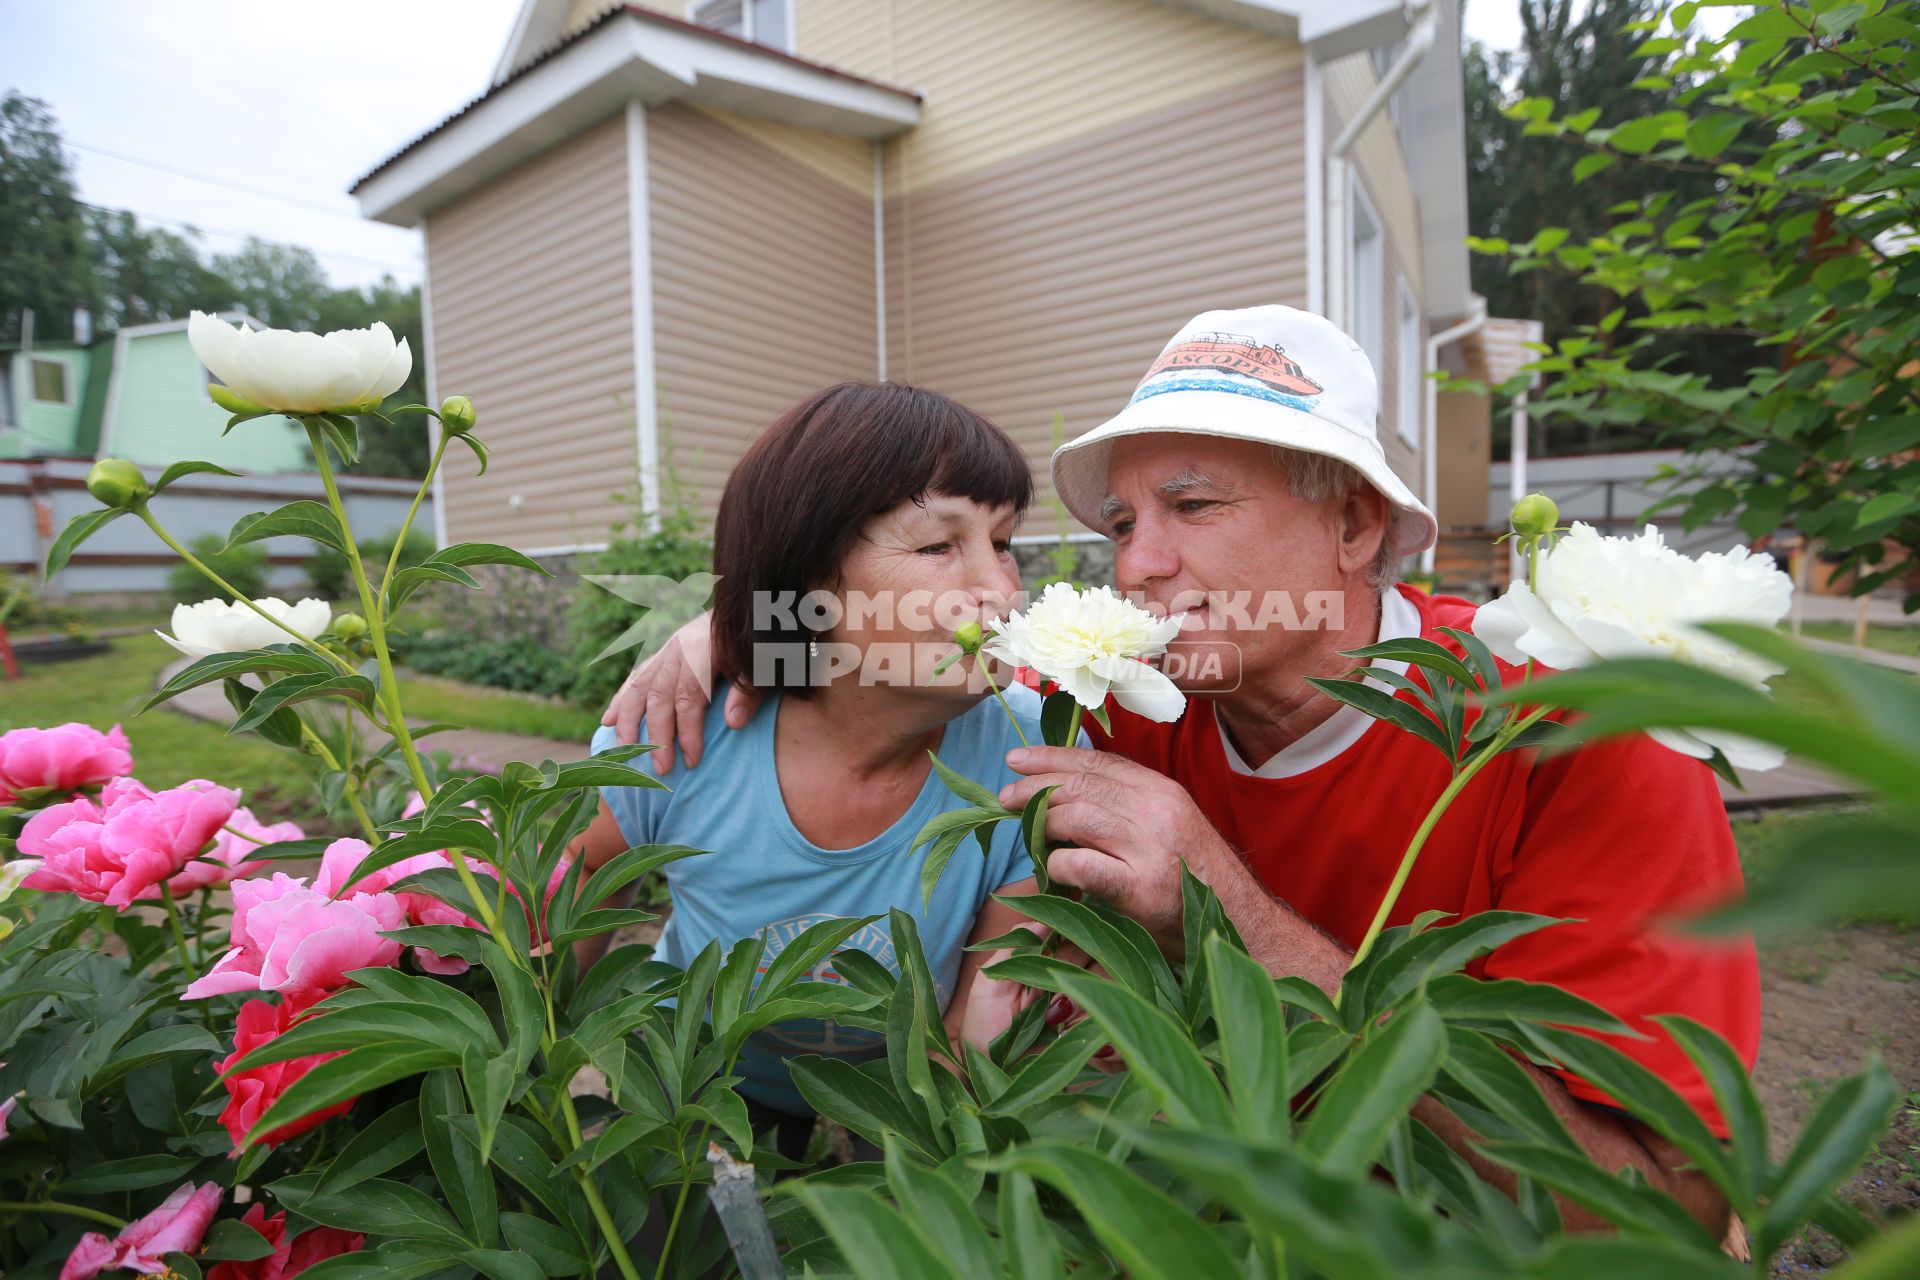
[0,0,520,289]
[1,1,1646,293]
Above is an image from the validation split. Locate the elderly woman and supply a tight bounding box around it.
[571,381,1046,1155]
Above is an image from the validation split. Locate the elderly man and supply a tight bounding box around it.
[603,305,1758,1238]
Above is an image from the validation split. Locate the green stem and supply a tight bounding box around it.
[305,427,431,795]
[976,655,1030,748]
[556,1082,644,1280]
[135,506,351,674]
[656,1034,756,1277]
[299,724,379,844]
[0,1200,125,1230]
[159,883,215,1032]
[655,1175,696,1280]
[383,435,448,590]
[1063,704,1083,750]
[1341,703,1555,989]
[306,425,503,934]
[158,882,194,974]
[194,887,212,968]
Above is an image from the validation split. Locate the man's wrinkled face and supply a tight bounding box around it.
[1100,434,1350,691]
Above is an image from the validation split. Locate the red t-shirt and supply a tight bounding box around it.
[1095,585,1760,1137]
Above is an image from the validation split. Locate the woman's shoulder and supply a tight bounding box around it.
[587,693,757,784]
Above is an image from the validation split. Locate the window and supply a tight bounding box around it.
[1397,280,1421,447]
[31,358,70,405]
[689,0,790,51]
[1349,183,1384,413]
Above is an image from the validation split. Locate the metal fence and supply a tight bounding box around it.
[1,457,433,597]
[1488,449,1747,556]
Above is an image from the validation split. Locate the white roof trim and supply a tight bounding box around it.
[1158,0,1416,55]
[357,11,920,227]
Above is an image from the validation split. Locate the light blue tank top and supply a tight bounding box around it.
[590,685,1043,1115]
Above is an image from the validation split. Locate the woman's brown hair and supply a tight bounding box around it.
[712,381,1031,696]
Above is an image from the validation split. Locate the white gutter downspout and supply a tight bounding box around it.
[1420,295,1486,574]
[873,142,887,381]
[1324,0,1437,333]
[1304,58,1325,315]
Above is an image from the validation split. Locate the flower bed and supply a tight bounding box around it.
[2,313,1916,1279]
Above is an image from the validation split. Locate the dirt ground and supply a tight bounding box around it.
[1754,925,1920,1272]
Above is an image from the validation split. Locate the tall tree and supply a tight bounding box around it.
[86,208,226,328]
[209,239,334,331]
[0,92,94,344]
[2,91,428,476]
[1473,0,1920,606]
[1463,0,1735,455]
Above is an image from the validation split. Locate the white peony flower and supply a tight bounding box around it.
[1473,523,1794,770]
[0,859,41,941]
[0,859,40,900]
[157,597,334,660]
[984,583,1188,722]
[188,311,411,415]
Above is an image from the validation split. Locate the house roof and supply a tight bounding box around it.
[402,0,1471,317]
[350,4,921,225]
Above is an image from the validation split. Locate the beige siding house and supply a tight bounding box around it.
[353,0,1476,560]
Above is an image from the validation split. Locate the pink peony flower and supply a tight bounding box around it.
[205,1203,362,1280]
[0,1094,15,1141]
[169,808,302,895]
[184,866,406,1001]
[58,1181,223,1280]
[20,779,239,908]
[0,722,132,805]
[216,993,354,1152]
[316,837,485,975]
[314,836,569,975]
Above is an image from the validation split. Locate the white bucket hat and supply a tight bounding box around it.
[1051,304,1438,557]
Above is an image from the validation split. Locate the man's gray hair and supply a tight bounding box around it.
[1271,446,1401,593]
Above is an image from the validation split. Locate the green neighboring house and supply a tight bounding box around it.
[0,313,306,473]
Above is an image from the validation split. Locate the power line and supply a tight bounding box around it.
[64,138,373,223]
[0,175,419,275]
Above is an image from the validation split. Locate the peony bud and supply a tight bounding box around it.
[953,620,984,655]
[332,613,368,641]
[86,458,150,509]
[1509,493,1559,538]
[438,396,476,435]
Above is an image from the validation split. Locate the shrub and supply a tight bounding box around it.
[167,534,267,606]
[305,529,432,600]
[393,632,576,697]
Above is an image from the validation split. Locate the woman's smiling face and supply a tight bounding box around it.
[822,493,1023,696]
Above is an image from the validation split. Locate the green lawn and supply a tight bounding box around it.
[1731,803,1914,932]
[1799,621,1920,659]
[396,673,601,743]
[2,638,334,828]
